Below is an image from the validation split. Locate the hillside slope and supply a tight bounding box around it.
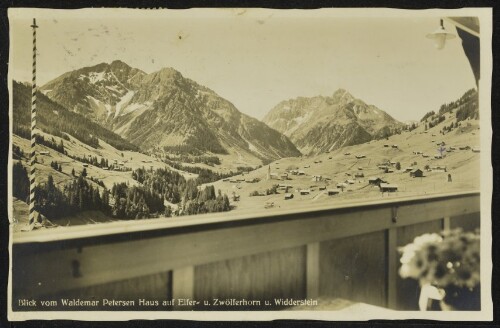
[210,114,480,216]
[13,81,138,151]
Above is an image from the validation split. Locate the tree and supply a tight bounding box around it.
[164,205,172,218]
[101,188,110,211]
[81,168,87,177]
[395,162,401,170]
[12,162,29,201]
[71,168,75,176]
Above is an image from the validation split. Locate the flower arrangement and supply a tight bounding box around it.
[399,229,480,310]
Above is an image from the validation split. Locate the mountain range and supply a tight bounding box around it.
[41,60,300,162]
[15,60,406,164]
[263,89,404,154]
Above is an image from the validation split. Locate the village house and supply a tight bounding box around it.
[38,150,50,155]
[311,175,322,182]
[354,172,364,178]
[269,173,279,180]
[379,183,398,192]
[284,193,294,200]
[391,145,398,149]
[472,147,480,153]
[327,189,341,196]
[368,177,386,186]
[278,184,292,192]
[297,170,306,176]
[410,168,424,178]
[432,166,447,172]
[404,167,413,173]
[264,201,274,209]
[299,189,310,195]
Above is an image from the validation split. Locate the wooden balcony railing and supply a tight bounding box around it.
[11,191,480,311]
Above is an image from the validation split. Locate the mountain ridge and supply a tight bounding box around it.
[41,61,301,163]
[262,89,404,154]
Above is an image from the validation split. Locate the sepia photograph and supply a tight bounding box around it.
[7,7,493,321]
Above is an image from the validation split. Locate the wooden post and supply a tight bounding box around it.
[443,216,451,231]
[306,242,320,299]
[387,228,398,309]
[172,266,194,310]
[28,18,39,230]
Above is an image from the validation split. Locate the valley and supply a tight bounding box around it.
[10,60,480,231]
[209,116,480,216]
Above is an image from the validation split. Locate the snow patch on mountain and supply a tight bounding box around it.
[88,71,106,84]
[114,91,135,118]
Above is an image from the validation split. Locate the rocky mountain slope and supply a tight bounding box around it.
[41,61,301,162]
[12,81,138,151]
[262,89,404,154]
[42,60,146,126]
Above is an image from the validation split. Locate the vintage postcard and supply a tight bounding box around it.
[7,7,493,321]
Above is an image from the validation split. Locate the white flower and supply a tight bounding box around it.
[399,264,411,278]
[400,245,417,264]
[413,233,442,247]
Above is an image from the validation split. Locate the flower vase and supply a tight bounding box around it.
[440,284,480,311]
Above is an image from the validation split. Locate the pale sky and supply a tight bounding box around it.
[9,8,478,122]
